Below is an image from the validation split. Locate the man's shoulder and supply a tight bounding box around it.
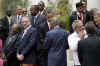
[72,11,77,15]
[29,26,37,32]
[12,15,17,19]
[47,28,66,35]
[69,32,77,37]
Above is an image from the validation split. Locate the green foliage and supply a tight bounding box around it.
[2,0,29,15]
[57,0,71,30]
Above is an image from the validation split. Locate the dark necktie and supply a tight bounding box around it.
[32,16,35,26]
[17,15,21,24]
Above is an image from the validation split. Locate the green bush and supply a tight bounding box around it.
[57,0,71,30]
[2,0,29,15]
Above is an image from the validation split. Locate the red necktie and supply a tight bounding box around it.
[80,13,82,21]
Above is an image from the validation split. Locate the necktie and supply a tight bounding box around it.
[80,13,82,21]
[31,16,35,26]
[17,15,20,24]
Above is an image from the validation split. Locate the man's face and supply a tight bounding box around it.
[31,9,37,16]
[76,23,84,33]
[46,13,53,22]
[23,8,27,15]
[16,7,23,15]
[82,2,87,11]
[21,18,30,29]
[77,6,83,12]
[39,4,44,11]
[94,14,100,25]
[7,10,12,16]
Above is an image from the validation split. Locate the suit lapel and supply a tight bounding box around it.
[21,27,33,41]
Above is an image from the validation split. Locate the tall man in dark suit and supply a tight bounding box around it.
[30,5,49,66]
[30,5,49,31]
[38,1,47,16]
[78,22,100,66]
[44,18,69,66]
[69,2,84,33]
[0,20,9,47]
[1,8,12,27]
[81,1,91,24]
[17,16,39,66]
[1,8,13,43]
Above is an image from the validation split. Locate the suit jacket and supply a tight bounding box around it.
[3,34,21,59]
[0,18,9,44]
[40,9,47,16]
[31,14,49,32]
[11,15,22,25]
[31,14,49,46]
[78,35,100,66]
[3,34,21,66]
[17,26,39,64]
[69,11,90,33]
[0,40,3,66]
[44,26,69,66]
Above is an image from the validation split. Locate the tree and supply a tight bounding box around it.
[2,0,29,15]
[56,0,71,30]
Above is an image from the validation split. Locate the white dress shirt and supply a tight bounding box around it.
[17,15,22,24]
[47,21,51,30]
[76,12,83,21]
[7,16,12,25]
[68,32,81,65]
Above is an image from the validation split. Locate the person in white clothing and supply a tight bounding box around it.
[68,20,86,66]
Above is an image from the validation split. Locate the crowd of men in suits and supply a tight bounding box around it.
[0,0,100,66]
[68,1,100,66]
[0,1,69,66]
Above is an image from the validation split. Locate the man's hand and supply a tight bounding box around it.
[17,54,24,61]
[79,30,85,39]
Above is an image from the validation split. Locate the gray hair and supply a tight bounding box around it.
[85,22,97,34]
[94,9,100,16]
[21,16,31,22]
[72,20,82,30]
[50,17,62,27]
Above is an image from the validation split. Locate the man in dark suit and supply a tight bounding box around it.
[69,2,90,34]
[0,20,9,46]
[1,8,12,28]
[30,5,49,32]
[81,1,91,24]
[38,1,47,16]
[69,2,84,33]
[3,24,23,66]
[1,8,12,44]
[44,18,69,66]
[17,16,39,66]
[78,22,100,66]
[11,6,23,24]
[29,5,49,66]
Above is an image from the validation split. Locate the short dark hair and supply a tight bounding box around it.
[38,1,45,7]
[76,2,83,8]
[85,21,97,34]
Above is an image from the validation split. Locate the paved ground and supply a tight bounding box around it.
[67,50,74,66]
